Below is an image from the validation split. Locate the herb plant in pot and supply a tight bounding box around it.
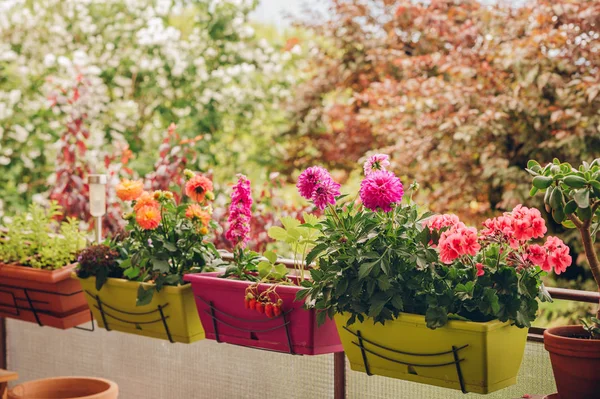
[0,202,90,329]
[299,155,569,394]
[184,174,343,355]
[528,158,600,399]
[76,170,220,343]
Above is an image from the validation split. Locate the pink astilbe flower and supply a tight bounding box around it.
[438,225,481,264]
[296,166,332,199]
[225,174,253,248]
[359,170,404,212]
[312,178,341,210]
[363,154,391,176]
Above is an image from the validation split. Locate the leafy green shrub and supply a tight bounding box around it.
[296,157,566,329]
[0,202,86,269]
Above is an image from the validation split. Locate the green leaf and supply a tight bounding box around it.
[563,175,587,188]
[573,189,590,208]
[257,261,271,279]
[358,260,378,279]
[123,266,141,279]
[264,250,277,264]
[529,187,539,197]
[305,243,327,266]
[316,311,327,326]
[95,267,108,291]
[425,307,448,329]
[561,219,576,229]
[302,212,321,226]
[391,295,403,310]
[564,200,577,215]
[527,160,540,169]
[273,264,288,279]
[532,176,553,189]
[552,208,565,223]
[163,242,177,252]
[296,289,310,301]
[136,285,155,306]
[550,187,564,210]
[267,226,289,242]
[577,205,592,221]
[151,258,170,273]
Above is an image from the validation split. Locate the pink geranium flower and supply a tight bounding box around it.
[359,170,404,212]
[476,262,485,277]
[438,225,481,264]
[527,244,547,268]
[363,154,391,176]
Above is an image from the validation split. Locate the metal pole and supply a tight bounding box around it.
[95,216,102,244]
[334,352,346,399]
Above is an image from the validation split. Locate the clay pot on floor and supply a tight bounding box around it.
[544,325,600,399]
[9,377,118,399]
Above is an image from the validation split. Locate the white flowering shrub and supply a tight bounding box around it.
[0,0,298,214]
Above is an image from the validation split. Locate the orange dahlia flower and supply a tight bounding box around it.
[185,174,213,203]
[116,179,144,201]
[133,191,160,212]
[185,204,211,226]
[136,205,161,230]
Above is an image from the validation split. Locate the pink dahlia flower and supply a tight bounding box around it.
[297,166,332,199]
[359,170,404,212]
[312,179,341,210]
[363,154,391,176]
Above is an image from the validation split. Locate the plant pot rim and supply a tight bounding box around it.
[0,262,78,283]
[184,271,304,294]
[544,325,600,356]
[9,376,117,399]
[76,275,191,293]
[340,311,516,333]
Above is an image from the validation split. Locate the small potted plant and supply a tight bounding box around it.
[0,202,90,329]
[76,170,220,343]
[184,174,343,355]
[528,158,600,399]
[298,154,569,394]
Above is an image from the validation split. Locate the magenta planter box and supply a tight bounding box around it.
[183,272,342,355]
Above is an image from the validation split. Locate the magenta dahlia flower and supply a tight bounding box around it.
[225,174,253,248]
[296,166,332,199]
[312,179,341,210]
[359,170,404,212]
[363,154,391,176]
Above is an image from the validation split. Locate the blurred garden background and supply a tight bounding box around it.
[0,0,599,326]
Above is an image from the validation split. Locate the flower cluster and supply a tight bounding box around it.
[438,225,481,264]
[225,174,253,248]
[432,205,571,276]
[481,205,547,246]
[359,170,404,212]
[425,214,462,233]
[296,166,341,210]
[527,237,571,275]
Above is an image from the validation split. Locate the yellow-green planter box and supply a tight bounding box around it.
[78,277,204,344]
[335,312,528,394]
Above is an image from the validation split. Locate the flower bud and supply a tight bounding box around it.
[205,191,215,201]
[183,169,195,180]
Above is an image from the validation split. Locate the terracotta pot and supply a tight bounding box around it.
[544,325,600,399]
[0,263,91,329]
[9,377,118,399]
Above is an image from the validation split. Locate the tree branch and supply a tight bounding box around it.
[568,213,584,229]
